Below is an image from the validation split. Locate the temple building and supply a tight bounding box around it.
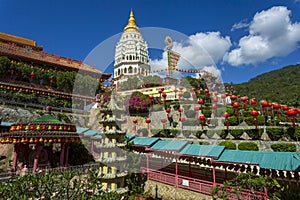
[113,10,150,85]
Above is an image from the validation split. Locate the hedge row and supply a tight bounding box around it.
[271,143,296,152]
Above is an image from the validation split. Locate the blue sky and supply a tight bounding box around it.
[1,0,300,83]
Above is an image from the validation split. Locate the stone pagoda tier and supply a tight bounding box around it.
[91,105,128,193]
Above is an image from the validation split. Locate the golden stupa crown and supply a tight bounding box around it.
[124,10,140,33]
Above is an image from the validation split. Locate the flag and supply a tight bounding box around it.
[169,50,180,69]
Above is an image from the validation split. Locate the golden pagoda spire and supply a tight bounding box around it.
[124,9,140,32]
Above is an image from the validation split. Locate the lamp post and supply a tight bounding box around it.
[162,93,167,106]
[145,118,151,133]
[179,117,185,131]
[178,107,183,118]
[199,115,206,131]
[198,99,204,113]
[241,96,249,111]
[286,109,298,129]
[161,118,167,130]
[232,102,240,118]
[132,119,138,133]
[223,112,230,131]
[250,110,259,129]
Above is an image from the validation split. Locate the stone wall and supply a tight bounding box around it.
[144,180,212,200]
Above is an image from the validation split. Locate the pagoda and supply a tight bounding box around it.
[91,101,128,193]
[113,10,150,85]
[0,106,80,172]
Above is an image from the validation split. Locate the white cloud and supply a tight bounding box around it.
[231,20,250,31]
[224,6,300,66]
[149,31,231,78]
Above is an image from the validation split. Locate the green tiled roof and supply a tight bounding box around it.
[218,150,300,172]
[149,140,188,151]
[76,127,90,134]
[126,134,136,141]
[33,115,62,124]
[92,135,102,139]
[177,144,225,158]
[83,130,98,137]
[131,137,159,146]
[0,121,12,126]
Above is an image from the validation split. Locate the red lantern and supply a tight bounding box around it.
[149,95,153,106]
[162,93,167,105]
[145,118,151,132]
[223,112,230,131]
[250,111,259,129]
[199,115,206,130]
[286,109,298,129]
[166,108,171,113]
[161,118,167,129]
[173,89,178,98]
[30,71,35,79]
[272,103,281,119]
[132,119,138,132]
[232,102,240,117]
[211,104,217,118]
[260,101,269,116]
[198,99,204,110]
[161,118,167,123]
[241,96,249,110]
[230,95,237,102]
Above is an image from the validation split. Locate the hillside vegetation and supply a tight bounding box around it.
[233,64,300,106]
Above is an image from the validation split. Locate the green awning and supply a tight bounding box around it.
[177,144,225,158]
[33,115,62,124]
[76,127,90,134]
[126,134,136,141]
[149,140,188,151]
[83,130,98,137]
[217,150,300,172]
[131,137,159,146]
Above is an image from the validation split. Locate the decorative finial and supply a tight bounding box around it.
[45,106,52,115]
[124,9,139,32]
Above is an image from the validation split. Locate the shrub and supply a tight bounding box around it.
[185,110,196,118]
[286,127,298,140]
[219,141,236,150]
[172,121,178,128]
[245,129,263,140]
[183,91,191,99]
[271,143,296,152]
[266,128,285,141]
[196,130,207,138]
[238,142,259,151]
[183,104,191,111]
[137,128,148,136]
[230,129,244,139]
[172,102,180,110]
[202,109,212,118]
[227,116,238,126]
[151,104,164,112]
[220,130,228,139]
[183,118,200,126]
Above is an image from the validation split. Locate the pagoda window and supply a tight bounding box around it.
[102,182,107,190]
[128,66,133,73]
[124,68,127,73]
[118,69,120,76]
[111,183,117,191]
[129,55,132,60]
